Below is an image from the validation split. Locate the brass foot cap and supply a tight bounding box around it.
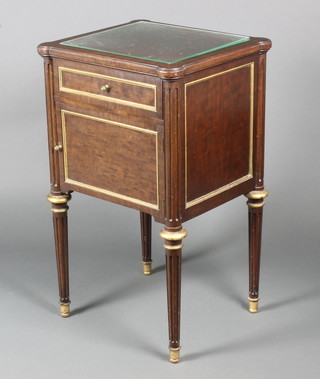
[248,297,259,313]
[169,347,181,363]
[142,262,152,276]
[60,302,71,318]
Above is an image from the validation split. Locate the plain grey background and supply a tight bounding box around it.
[1,1,320,378]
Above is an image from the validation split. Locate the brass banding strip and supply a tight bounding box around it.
[246,201,265,208]
[245,190,269,200]
[248,297,260,302]
[160,229,187,241]
[50,207,68,213]
[65,178,159,210]
[185,62,255,209]
[187,174,253,208]
[164,243,184,250]
[58,66,157,112]
[47,194,71,204]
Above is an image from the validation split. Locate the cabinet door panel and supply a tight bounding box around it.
[60,109,160,210]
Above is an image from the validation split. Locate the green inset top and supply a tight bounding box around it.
[60,21,250,64]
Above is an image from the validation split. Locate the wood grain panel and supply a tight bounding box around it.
[185,63,253,208]
[61,110,159,209]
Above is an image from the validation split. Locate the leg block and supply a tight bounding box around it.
[160,227,187,363]
[140,212,152,275]
[47,193,72,317]
[245,190,268,313]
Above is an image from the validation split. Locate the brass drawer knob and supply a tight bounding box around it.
[54,144,63,152]
[101,84,111,92]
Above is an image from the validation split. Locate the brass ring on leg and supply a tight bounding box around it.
[47,193,72,204]
[160,228,187,241]
[47,193,72,214]
[60,302,71,318]
[248,297,260,313]
[244,190,269,200]
[169,347,181,363]
[246,200,265,208]
[142,261,152,276]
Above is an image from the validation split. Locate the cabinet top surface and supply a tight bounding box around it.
[38,20,271,78]
[59,20,249,64]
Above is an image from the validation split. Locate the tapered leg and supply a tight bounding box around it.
[245,190,268,313]
[160,227,187,363]
[47,193,72,317]
[140,212,152,275]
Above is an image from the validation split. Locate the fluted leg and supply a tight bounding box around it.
[140,212,152,275]
[47,193,72,317]
[245,190,268,313]
[160,227,187,363]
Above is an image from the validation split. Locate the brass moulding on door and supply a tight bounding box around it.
[61,110,160,210]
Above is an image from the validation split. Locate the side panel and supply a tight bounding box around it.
[185,62,254,208]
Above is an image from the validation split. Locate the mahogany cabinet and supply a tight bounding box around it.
[38,20,271,363]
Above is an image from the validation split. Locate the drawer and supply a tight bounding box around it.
[57,65,158,112]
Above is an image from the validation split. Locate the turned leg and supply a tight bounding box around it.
[160,227,187,363]
[140,212,152,275]
[245,190,268,313]
[47,193,72,317]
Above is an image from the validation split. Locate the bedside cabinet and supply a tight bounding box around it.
[38,20,271,363]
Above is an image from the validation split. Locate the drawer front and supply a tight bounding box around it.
[59,109,160,210]
[58,66,157,112]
